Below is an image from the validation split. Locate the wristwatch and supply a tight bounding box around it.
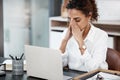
[79,44,86,51]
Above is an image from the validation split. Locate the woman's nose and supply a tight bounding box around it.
[69,19,74,25]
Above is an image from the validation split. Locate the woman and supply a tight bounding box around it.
[60,0,108,72]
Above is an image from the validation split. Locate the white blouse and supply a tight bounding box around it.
[61,24,108,72]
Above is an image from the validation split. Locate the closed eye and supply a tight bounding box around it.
[74,18,81,22]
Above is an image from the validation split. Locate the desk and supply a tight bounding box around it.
[1,69,120,80]
[1,57,120,80]
[0,57,87,80]
[0,70,87,80]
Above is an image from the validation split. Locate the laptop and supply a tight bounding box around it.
[25,45,72,80]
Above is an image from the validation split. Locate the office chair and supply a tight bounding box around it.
[106,48,120,71]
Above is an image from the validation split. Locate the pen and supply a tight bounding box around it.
[20,53,24,60]
[9,54,14,60]
[15,56,19,60]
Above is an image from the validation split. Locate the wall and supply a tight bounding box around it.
[96,0,120,49]
[49,0,62,17]
[3,0,29,58]
[31,0,49,47]
[97,0,120,20]
[3,0,50,58]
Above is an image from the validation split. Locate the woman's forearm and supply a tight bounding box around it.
[59,39,68,53]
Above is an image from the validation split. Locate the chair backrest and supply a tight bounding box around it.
[106,48,120,71]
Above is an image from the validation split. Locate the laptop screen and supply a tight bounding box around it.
[25,45,64,80]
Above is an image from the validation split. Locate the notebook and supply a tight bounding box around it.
[25,45,72,80]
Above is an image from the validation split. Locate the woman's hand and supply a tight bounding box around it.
[59,26,72,53]
[64,26,72,41]
[70,20,84,46]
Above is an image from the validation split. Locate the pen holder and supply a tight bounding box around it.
[12,60,23,75]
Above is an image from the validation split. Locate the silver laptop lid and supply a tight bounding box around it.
[25,45,63,80]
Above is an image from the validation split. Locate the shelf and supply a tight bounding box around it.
[50,16,120,25]
[49,16,68,22]
[51,26,67,31]
[107,31,120,37]
[50,16,120,34]
[93,20,120,26]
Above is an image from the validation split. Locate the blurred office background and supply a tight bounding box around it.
[0,0,120,58]
[3,0,62,58]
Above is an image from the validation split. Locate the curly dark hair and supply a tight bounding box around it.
[66,0,98,21]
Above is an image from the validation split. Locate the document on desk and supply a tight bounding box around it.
[87,72,120,80]
[2,60,26,71]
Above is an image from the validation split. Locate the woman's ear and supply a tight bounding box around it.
[88,12,92,20]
